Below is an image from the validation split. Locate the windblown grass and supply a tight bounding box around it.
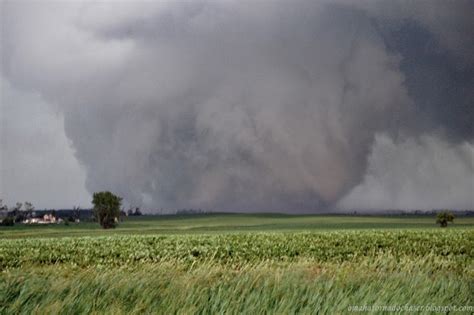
[1,230,471,270]
[0,228,472,313]
[1,256,471,314]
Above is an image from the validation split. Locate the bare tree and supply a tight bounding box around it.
[0,199,8,211]
[72,206,81,221]
[24,202,34,211]
[14,202,23,211]
[25,201,35,217]
[24,202,34,218]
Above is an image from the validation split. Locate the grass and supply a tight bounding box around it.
[1,213,473,239]
[1,230,472,269]
[1,257,472,314]
[0,214,472,313]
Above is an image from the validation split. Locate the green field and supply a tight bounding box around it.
[1,214,473,314]
[2,213,474,239]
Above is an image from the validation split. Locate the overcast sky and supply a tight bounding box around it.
[1,1,473,212]
[1,76,91,209]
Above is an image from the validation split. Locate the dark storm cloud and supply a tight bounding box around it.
[1,1,473,211]
[373,14,474,142]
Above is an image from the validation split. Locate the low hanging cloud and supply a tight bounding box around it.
[0,77,90,209]
[339,135,474,210]
[1,1,473,211]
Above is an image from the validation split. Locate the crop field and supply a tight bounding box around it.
[1,215,473,314]
[2,214,474,239]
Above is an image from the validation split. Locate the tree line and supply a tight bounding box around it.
[1,194,457,229]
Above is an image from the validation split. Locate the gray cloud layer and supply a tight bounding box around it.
[0,77,90,209]
[1,1,473,211]
[340,135,473,210]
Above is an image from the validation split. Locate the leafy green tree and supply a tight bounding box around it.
[92,191,122,229]
[1,216,14,226]
[436,211,454,227]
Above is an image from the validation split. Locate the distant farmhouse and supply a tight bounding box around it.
[23,213,62,224]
